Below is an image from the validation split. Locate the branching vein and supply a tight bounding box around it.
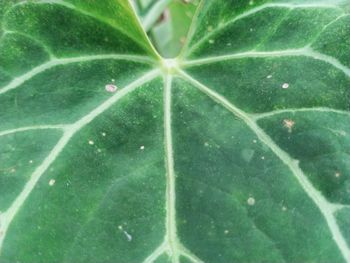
[0,125,67,137]
[0,69,160,254]
[0,54,155,95]
[252,107,350,120]
[177,69,350,263]
[186,2,342,55]
[182,47,350,78]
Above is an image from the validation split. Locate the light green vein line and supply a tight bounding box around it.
[177,69,350,263]
[9,0,148,52]
[0,54,155,95]
[163,73,180,263]
[0,69,160,254]
[252,107,350,120]
[181,47,350,78]
[0,125,67,137]
[186,2,341,56]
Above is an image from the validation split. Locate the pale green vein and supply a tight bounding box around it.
[178,244,204,263]
[0,125,67,137]
[9,0,147,52]
[308,13,350,47]
[2,30,56,59]
[142,65,204,263]
[0,54,155,95]
[143,241,167,263]
[163,74,179,263]
[176,69,350,263]
[185,2,342,56]
[0,69,160,254]
[182,47,350,78]
[252,107,350,120]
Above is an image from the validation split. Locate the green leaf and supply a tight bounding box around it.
[150,0,199,58]
[0,0,349,263]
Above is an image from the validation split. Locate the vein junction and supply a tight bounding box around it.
[0,1,349,262]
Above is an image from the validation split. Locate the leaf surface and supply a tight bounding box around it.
[0,0,349,262]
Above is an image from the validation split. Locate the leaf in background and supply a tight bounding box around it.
[0,0,350,263]
[150,0,199,58]
[133,0,199,58]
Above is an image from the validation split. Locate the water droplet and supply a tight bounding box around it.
[282,83,289,89]
[247,197,255,206]
[105,84,118,93]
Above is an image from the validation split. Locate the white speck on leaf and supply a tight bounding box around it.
[49,179,56,186]
[224,230,229,234]
[29,160,33,164]
[209,39,215,44]
[283,119,295,133]
[105,84,118,93]
[101,132,106,137]
[282,206,287,211]
[282,83,289,89]
[253,139,257,143]
[335,172,341,178]
[88,140,94,145]
[267,75,272,79]
[140,145,145,150]
[118,225,132,241]
[247,197,255,206]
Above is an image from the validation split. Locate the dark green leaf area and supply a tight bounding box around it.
[4,3,147,57]
[0,33,50,76]
[0,130,62,211]
[312,15,350,67]
[336,208,350,247]
[1,79,167,263]
[0,60,152,131]
[186,57,350,113]
[171,78,343,263]
[258,112,350,204]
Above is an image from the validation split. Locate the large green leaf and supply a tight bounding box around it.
[0,0,349,262]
